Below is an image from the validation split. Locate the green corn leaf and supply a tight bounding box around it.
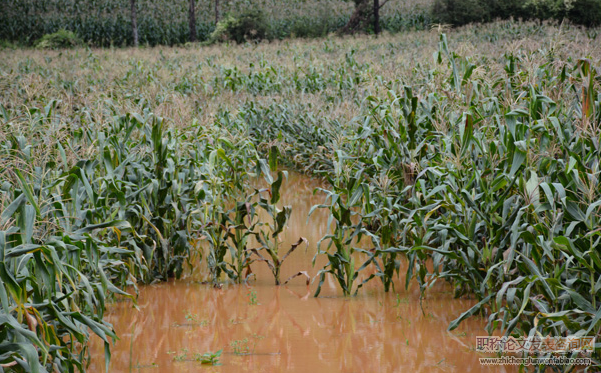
[448,294,493,331]
[14,170,40,217]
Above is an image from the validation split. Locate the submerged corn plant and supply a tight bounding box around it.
[242,31,601,369]
[310,166,382,297]
[196,138,261,285]
[201,195,258,285]
[0,103,264,368]
[250,147,309,286]
[225,198,260,283]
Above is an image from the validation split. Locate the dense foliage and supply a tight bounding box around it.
[0,0,432,46]
[1,0,599,47]
[0,57,286,370]
[0,105,275,370]
[218,22,601,369]
[432,0,601,26]
[1,20,600,371]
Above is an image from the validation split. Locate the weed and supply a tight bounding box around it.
[230,334,265,355]
[185,311,199,323]
[172,348,222,365]
[247,289,258,305]
[173,348,189,362]
[194,350,222,365]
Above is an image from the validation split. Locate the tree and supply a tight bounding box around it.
[339,0,389,34]
[374,0,380,35]
[130,0,138,46]
[215,0,221,23]
[189,0,197,42]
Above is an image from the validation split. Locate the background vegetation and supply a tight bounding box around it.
[433,0,601,27]
[1,0,600,48]
[0,0,433,46]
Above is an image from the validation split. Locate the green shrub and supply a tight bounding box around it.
[0,40,17,49]
[210,10,268,44]
[35,29,83,49]
[210,14,238,42]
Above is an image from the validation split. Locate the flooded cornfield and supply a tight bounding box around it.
[89,173,508,372]
[3,22,600,373]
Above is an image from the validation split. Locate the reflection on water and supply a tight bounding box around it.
[89,172,511,372]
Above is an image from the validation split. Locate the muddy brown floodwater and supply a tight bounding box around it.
[89,172,513,373]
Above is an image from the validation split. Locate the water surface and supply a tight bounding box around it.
[89,172,510,372]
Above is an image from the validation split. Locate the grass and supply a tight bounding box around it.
[1,19,600,371]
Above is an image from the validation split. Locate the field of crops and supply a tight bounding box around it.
[0,0,433,46]
[1,20,601,371]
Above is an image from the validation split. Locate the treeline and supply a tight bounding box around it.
[433,0,601,27]
[0,0,599,47]
[0,0,432,47]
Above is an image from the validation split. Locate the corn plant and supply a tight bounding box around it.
[225,199,260,283]
[0,128,135,372]
[250,147,308,285]
[196,137,259,285]
[310,166,381,297]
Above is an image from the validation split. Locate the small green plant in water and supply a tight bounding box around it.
[172,348,222,365]
[230,334,264,355]
[394,294,409,307]
[194,350,222,365]
[185,311,199,322]
[247,288,258,305]
[172,348,189,362]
